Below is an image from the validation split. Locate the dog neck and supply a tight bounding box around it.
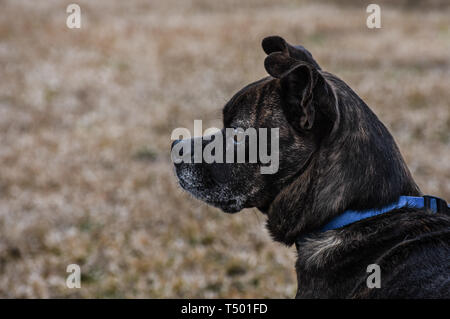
[266,76,421,246]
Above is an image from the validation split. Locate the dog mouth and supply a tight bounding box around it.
[206,199,241,213]
[176,172,242,213]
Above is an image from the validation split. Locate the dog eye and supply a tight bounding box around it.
[233,128,245,145]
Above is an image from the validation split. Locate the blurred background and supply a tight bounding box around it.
[0,0,449,298]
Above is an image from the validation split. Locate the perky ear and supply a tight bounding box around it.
[264,52,299,78]
[265,51,323,130]
[262,35,321,70]
[281,63,319,130]
[262,35,289,56]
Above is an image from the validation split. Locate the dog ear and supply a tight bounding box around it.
[281,63,319,130]
[262,35,289,55]
[262,35,321,70]
[264,51,299,78]
[265,52,332,130]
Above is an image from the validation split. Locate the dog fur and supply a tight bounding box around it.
[172,36,450,298]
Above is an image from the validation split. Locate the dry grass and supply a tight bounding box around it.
[0,0,448,298]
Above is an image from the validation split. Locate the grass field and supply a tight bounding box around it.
[0,0,449,298]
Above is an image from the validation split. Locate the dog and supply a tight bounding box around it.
[172,36,450,298]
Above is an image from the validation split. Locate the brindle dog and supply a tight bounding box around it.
[172,36,450,298]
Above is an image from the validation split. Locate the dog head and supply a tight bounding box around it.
[171,36,337,214]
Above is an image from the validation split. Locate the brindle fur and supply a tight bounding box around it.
[172,35,450,298]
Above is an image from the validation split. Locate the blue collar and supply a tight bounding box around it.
[320,195,449,232]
